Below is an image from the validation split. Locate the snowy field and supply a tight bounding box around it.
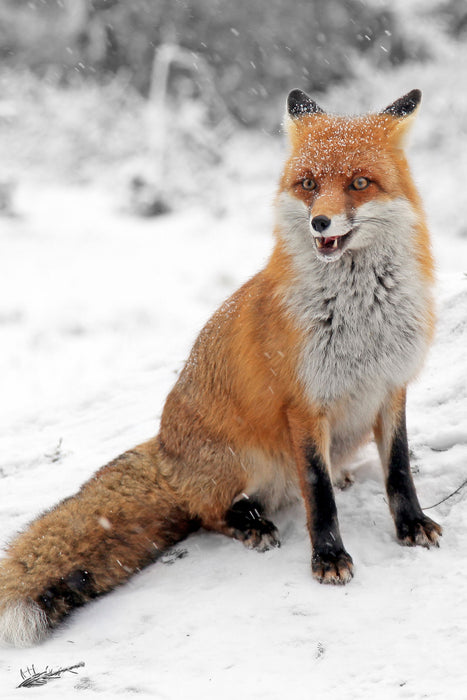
[1,57,467,699]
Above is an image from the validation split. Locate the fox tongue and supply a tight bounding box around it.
[317,236,339,250]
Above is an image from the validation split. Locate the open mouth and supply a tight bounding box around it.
[314,230,353,257]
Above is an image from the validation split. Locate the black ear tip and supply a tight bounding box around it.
[287,89,324,118]
[410,88,422,101]
[287,89,308,115]
[287,88,307,103]
[382,89,422,118]
[405,88,422,108]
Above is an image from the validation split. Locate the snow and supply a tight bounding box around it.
[1,72,467,700]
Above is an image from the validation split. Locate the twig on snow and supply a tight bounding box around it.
[17,661,85,688]
[423,476,467,510]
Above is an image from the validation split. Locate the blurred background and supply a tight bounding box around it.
[0,0,466,216]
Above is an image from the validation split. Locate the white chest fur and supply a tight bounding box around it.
[278,194,432,421]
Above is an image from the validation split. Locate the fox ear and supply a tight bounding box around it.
[381,89,421,118]
[287,89,325,119]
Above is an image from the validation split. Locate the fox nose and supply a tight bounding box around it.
[311,215,331,233]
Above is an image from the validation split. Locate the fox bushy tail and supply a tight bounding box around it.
[0,439,197,647]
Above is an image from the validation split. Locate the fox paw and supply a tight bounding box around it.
[397,514,442,548]
[225,496,280,552]
[234,518,280,552]
[312,549,354,585]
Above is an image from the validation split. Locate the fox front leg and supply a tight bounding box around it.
[288,412,353,584]
[375,389,442,547]
[304,442,354,583]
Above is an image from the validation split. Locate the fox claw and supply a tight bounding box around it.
[239,523,281,552]
[397,514,442,548]
[312,549,354,585]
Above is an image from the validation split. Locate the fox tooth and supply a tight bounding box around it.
[332,239,338,249]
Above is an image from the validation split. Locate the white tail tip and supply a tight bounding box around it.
[0,599,49,648]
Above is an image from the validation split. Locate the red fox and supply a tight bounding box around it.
[0,89,442,647]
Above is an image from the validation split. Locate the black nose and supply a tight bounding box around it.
[311,215,331,233]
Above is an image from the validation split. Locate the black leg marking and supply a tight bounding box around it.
[304,442,353,584]
[386,408,442,547]
[225,496,280,552]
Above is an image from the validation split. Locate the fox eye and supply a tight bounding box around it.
[351,176,370,191]
[301,178,316,191]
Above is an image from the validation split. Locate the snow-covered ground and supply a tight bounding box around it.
[1,62,467,698]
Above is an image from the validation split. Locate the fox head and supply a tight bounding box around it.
[277,89,423,263]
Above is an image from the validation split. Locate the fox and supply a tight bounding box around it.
[0,89,442,647]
